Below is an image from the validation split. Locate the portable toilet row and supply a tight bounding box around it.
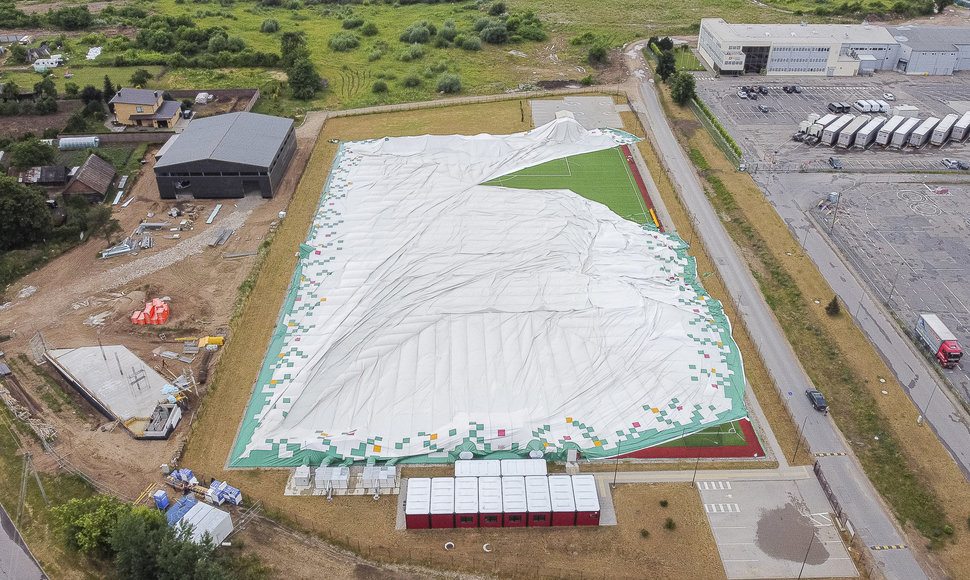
[453,458,547,477]
[405,474,600,529]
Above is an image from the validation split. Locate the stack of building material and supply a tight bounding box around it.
[206,480,243,505]
[131,298,170,325]
[171,468,199,487]
[197,336,224,349]
[166,495,197,526]
[102,238,135,259]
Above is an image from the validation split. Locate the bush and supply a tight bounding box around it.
[588,44,607,64]
[664,517,676,530]
[460,37,482,51]
[439,25,457,42]
[659,499,668,508]
[372,80,388,93]
[343,17,364,29]
[640,529,650,538]
[328,32,360,52]
[480,24,508,44]
[825,296,841,316]
[580,74,594,86]
[571,31,596,46]
[695,96,743,158]
[400,20,435,44]
[361,22,378,36]
[436,73,461,93]
[399,43,425,62]
[488,1,506,15]
[402,74,422,88]
[260,19,279,33]
[367,49,383,62]
[516,24,546,42]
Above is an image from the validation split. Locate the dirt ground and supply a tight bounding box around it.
[0,99,83,140]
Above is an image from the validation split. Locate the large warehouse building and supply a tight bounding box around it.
[154,112,296,199]
[698,18,970,76]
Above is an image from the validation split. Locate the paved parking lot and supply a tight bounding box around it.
[698,479,856,579]
[695,74,970,172]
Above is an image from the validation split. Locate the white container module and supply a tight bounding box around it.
[430,477,456,528]
[454,459,501,477]
[952,111,970,142]
[890,117,921,149]
[501,476,528,527]
[836,115,871,149]
[853,117,886,150]
[362,465,396,489]
[821,114,855,146]
[571,475,601,526]
[478,476,503,527]
[315,466,350,490]
[525,475,552,527]
[293,465,311,487]
[405,478,432,529]
[454,477,479,527]
[931,113,960,146]
[876,115,904,146]
[908,117,940,148]
[549,475,577,526]
[815,113,838,128]
[500,458,547,476]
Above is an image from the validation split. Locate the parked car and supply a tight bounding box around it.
[783,85,794,93]
[958,160,970,170]
[758,104,769,113]
[806,389,828,412]
[828,156,843,170]
[883,92,895,101]
[943,158,957,169]
[737,90,748,99]
[748,92,758,100]
[758,86,768,95]
[793,85,803,93]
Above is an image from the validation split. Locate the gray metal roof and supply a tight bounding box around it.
[888,26,970,52]
[155,112,294,169]
[701,18,898,45]
[110,87,162,106]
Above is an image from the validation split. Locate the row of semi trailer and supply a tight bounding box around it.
[796,110,970,150]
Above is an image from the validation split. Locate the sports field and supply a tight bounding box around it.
[657,420,747,448]
[485,146,652,225]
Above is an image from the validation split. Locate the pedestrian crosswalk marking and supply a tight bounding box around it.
[699,481,732,490]
[705,503,741,513]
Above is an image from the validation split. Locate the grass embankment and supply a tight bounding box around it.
[657,83,970,566]
[618,109,806,467]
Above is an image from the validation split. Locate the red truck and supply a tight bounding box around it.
[915,314,963,369]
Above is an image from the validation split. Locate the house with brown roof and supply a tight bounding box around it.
[109,87,181,129]
[63,154,116,203]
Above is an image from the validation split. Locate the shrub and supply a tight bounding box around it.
[460,37,481,51]
[664,517,676,530]
[516,24,546,42]
[825,296,841,316]
[372,80,388,93]
[453,33,466,46]
[580,74,594,86]
[399,43,425,62]
[328,32,360,52]
[480,24,508,44]
[439,25,457,42]
[400,20,435,44]
[343,17,364,29]
[402,74,421,87]
[474,17,496,32]
[488,1,506,15]
[361,22,378,36]
[570,31,596,46]
[260,18,279,33]
[436,73,461,93]
[367,49,383,62]
[659,499,668,508]
[640,529,650,538]
[588,44,607,64]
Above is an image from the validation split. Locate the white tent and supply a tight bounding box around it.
[176,502,232,545]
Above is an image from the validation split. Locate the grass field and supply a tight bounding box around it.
[3,66,165,96]
[656,421,748,448]
[676,47,706,72]
[485,147,651,224]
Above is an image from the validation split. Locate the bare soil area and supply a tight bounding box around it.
[0,100,83,139]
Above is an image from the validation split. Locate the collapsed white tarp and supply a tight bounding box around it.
[232,118,746,466]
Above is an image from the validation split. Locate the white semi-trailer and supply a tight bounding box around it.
[822,115,855,146]
[931,114,960,146]
[890,117,921,149]
[876,115,905,146]
[853,117,886,150]
[951,111,970,143]
[837,115,871,148]
[908,117,940,148]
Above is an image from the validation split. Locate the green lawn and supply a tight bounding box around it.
[3,65,165,95]
[656,420,748,448]
[484,147,650,224]
[675,47,705,72]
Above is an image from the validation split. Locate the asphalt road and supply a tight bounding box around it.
[626,53,926,579]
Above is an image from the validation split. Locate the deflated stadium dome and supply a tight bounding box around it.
[229,118,748,467]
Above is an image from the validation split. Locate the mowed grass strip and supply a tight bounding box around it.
[486,147,649,224]
[657,82,970,564]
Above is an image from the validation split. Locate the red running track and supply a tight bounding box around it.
[616,418,766,459]
[621,144,664,232]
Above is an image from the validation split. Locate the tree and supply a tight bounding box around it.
[64,111,88,133]
[587,44,607,64]
[436,73,461,93]
[287,57,321,100]
[657,50,676,80]
[64,82,80,98]
[1,80,20,101]
[9,44,27,64]
[52,496,130,558]
[111,508,167,580]
[80,85,103,104]
[0,176,53,250]
[658,36,674,51]
[10,138,56,168]
[825,296,841,316]
[102,75,116,102]
[33,77,57,99]
[129,68,154,87]
[668,71,696,105]
[260,18,279,33]
[280,31,309,69]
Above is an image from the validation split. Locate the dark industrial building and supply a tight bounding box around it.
[154,112,296,200]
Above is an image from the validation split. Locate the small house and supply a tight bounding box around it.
[17,165,68,186]
[109,88,181,129]
[63,154,116,203]
[454,477,479,528]
[525,475,551,527]
[501,476,527,527]
[548,475,576,526]
[429,477,455,529]
[404,478,431,530]
[478,476,503,528]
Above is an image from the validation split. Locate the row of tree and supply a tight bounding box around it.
[0,76,58,116]
[650,38,697,107]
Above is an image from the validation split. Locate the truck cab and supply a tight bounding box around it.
[939,341,963,368]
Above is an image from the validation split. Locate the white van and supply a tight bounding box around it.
[875,100,890,113]
[854,100,872,113]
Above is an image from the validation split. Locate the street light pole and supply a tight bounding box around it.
[791,415,809,464]
[886,259,905,307]
[797,528,816,580]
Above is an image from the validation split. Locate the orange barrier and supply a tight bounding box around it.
[131,298,170,325]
